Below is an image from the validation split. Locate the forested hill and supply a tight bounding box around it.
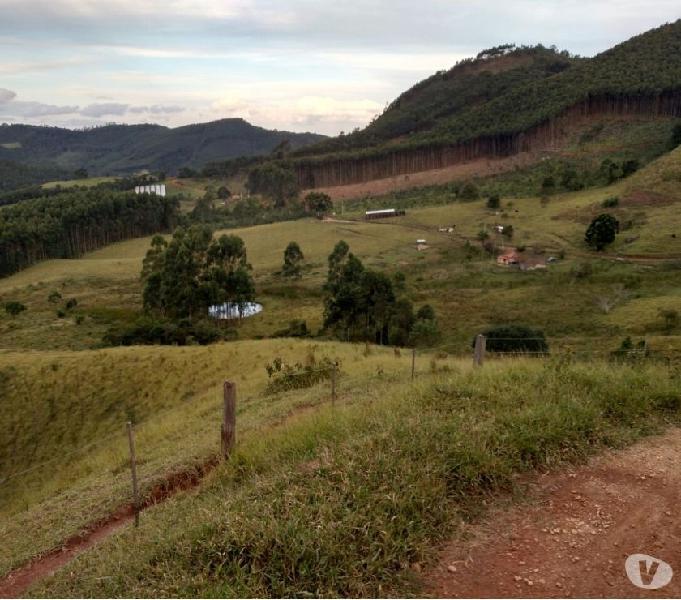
[291,20,681,188]
[304,45,580,155]
[0,118,325,178]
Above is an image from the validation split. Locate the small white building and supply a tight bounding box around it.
[134,184,166,197]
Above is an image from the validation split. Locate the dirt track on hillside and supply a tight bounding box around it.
[0,459,218,598]
[425,429,681,598]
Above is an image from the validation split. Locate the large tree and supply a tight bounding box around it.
[141,225,254,319]
[585,213,619,251]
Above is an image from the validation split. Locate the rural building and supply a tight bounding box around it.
[364,208,406,220]
[134,184,166,197]
[416,239,428,251]
[497,250,519,265]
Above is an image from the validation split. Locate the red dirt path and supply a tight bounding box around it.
[425,429,681,598]
[0,458,218,598]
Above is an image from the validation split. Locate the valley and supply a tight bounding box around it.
[1,15,681,599]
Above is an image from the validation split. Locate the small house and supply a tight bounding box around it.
[497,250,519,265]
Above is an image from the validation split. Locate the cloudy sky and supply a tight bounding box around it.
[0,0,679,135]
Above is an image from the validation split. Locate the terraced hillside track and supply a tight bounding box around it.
[0,458,218,598]
[426,428,681,598]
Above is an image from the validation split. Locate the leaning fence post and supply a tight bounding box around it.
[331,364,338,406]
[126,421,140,528]
[221,381,236,459]
[411,347,416,380]
[473,334,486,367]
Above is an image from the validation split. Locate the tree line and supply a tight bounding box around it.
[0,189,179,277]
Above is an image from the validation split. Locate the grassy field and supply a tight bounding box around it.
[18,356,681,597]
[0,339,454,578]
[2,175,681,353]
[41,176,119,189]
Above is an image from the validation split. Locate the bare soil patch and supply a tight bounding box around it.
[425,428,681,598]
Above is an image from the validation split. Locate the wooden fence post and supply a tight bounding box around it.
[221,381,236,460]
[473,334,486,367]
[331,364,337,406]
[411,347,416,380]
[126,421,140,528]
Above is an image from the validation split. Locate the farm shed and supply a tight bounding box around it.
[365,208,406,220]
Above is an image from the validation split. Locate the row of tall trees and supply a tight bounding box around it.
[0,189,178,278]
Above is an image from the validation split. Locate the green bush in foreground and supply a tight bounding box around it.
[35,360,680,598]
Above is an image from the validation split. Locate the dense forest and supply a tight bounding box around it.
[0,159,69,192]
[289,20,681,187]
[0,190,179,277]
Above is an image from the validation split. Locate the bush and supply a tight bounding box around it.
[48,291,62,303]
[486,194,500,209]
[459,182,479,201]
[265,356,338,394]
[474,325,549,354]
[601,196,619,208]
[103,317,224,346]
[65,298,78,310]
[4,301,26,317]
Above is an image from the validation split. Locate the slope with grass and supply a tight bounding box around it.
[10,356,680,597]
[2,176,681,354]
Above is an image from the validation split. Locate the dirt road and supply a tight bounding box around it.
[426,428,681,598]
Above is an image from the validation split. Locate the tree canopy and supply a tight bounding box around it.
[141,226,255,320]
[585,213,619,251]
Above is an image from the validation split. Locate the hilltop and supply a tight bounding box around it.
[289,21,681,192]
[0,118,325,182]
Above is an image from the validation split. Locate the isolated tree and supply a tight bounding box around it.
[659,308,679,332]
[585,214,619,251]
[282,242,304,278]
[486,194,500,209]
[305,192,333,217]
[4,301,26,317]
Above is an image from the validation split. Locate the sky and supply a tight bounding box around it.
[0,0,679,135]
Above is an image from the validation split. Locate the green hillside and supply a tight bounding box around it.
[0,119,325,179]
[292,21,681,174]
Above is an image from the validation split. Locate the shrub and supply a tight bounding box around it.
[601,196,619,208]
[474,325,549,354]
[103,317,224,346]
[486,194,500,209]
[4,301,26,317]
[48,291,62,303]
[459,182,479,201]
[265,356,338,394]
[65,298,78,310]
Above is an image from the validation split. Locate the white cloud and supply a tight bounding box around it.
[0,100,78,118]
[79,102,129,117]
[0,88,17,103]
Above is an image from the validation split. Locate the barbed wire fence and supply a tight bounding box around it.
[2,335,681,538]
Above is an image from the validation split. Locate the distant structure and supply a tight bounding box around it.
[364,208,406,220]
[497,250,519,266]
[416,238,428,251]
[134,184,166,197]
